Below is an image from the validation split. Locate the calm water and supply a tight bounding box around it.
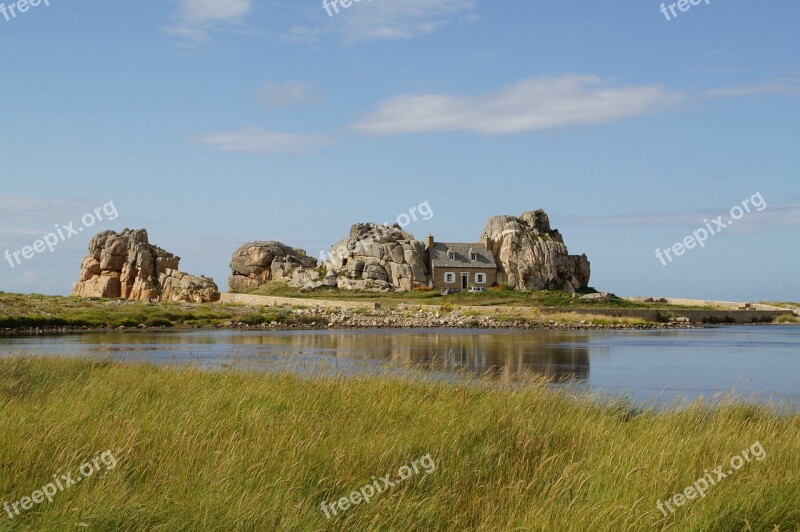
[1,326,798,407]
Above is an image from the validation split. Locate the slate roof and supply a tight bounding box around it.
[430,242,497,269]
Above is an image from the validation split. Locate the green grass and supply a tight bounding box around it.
[243,283,680,309]
[0,356,798,530]
[0,292,310,329]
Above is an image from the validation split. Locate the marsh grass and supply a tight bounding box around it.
[0,356,798,530]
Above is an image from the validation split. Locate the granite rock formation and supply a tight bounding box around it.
[321,223,430,291]
[228,241,319,292]
[71,229,220,303]
[481,210,590,293]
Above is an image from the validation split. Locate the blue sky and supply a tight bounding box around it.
[0,0,798,301]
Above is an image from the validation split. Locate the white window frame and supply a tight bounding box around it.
[475,273,486,284]
[444,272,455,284]
[448,252,455,260]
[470,253,477,261]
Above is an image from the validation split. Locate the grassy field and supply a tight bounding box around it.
[1,292,793,332]
[0,356,797,530]
[241,283,717,310]
[0,292,319,330]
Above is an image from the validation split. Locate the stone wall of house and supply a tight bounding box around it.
[431,267,497,290]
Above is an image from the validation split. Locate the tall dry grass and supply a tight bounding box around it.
[0,356,798,530]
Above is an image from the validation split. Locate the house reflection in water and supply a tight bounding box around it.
[205,330,591,383]
[70,329,590,383]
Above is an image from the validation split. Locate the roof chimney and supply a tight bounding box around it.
[425,234,434,250]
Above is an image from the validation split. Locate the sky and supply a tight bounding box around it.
[0,0,798,301]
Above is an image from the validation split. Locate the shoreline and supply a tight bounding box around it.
[0,321,726,338]
[1,291,795,338]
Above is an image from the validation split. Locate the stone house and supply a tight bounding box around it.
[425,235,499,290]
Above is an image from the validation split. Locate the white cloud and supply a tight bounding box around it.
[168,0,253,41]
[194,126,329,154]
[0,196,100,222]
[352,75,682,135]
[295,0,477,43]
[564,201,800,233]
[704,81,800,98]
[257,82,318,108]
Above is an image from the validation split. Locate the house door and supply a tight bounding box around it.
[461,274,468,289]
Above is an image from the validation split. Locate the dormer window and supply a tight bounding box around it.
[448,251,455,260]
[470,253,477,261]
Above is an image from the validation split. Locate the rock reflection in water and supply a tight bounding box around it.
[206,330,591,383]
[12,329,589,383]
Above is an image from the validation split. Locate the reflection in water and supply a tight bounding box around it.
[2,329,590,383]
[3,326,799,407]
[228,330,591,382]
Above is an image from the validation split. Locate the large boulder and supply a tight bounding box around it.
[228,241,318,292]
[481,210,590,292]
[72,229,220,303]
[322,223,430,291]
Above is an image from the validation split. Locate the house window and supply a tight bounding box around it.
[444,273,455,284]
[470,253,477,261]
[476,273,486,284]
[448,252,455,260]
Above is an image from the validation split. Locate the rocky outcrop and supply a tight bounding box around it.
[71,229,220,303]
[481,210,590,293]
[228,241,318,292]
[321,223,430,291]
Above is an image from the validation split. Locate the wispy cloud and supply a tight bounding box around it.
[0,196,118,254]
[292,0,477,43]
[257,82,319,108]
[704,81,800,98]
[0,196,100,222]
[563,201,800,234]
[168,0,253,42]
[194,126,330,154]
[352,75,683,135]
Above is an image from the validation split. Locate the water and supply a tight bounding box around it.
[1,326,798,407]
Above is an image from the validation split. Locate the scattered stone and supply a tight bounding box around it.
[579,292,616,302]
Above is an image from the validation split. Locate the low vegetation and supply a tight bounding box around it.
[0,292,306,330]
[0,357,797,530]
[243,283,711,310]
[462,308,655,327]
